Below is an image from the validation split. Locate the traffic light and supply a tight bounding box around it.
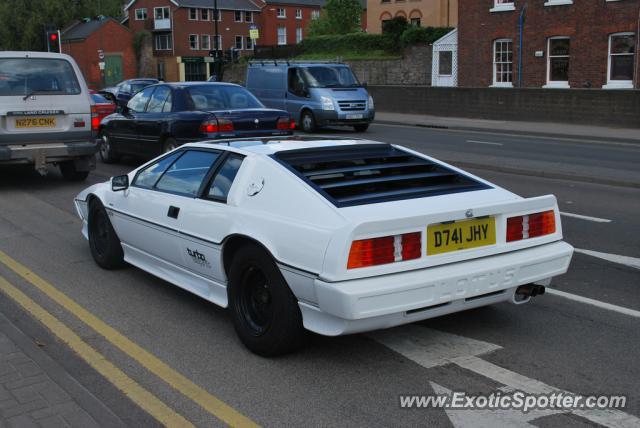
[46,30,61,53]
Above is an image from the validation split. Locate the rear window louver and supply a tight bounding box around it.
[273,144,491,207]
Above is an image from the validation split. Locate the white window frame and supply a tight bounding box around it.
[213,34,222,50]
[277,26,287,45]
[135,8,147,20]
[246,36,254,50]
[212,9,222,22]
[544,36,570,88]
[544,0,573,6]
[311,10,320,20]
[154,34,172,51]
[201,8,209,21]
[491,0,515,12]
[235,11,243,22]
[235,35,244,50]
[154,7,170,20]
[245,11,253,23]
[189,7,198,20]
[296,9,302,19]
[492,38,514,87]
[296,27,303,43]
[201,35,211,51]
[604,32,635,89]
[277,8,286,18]
[189,34,199,50]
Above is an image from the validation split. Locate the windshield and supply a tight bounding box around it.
[0,58,81,96]
[187,85,264,110]
[301,66,361,88]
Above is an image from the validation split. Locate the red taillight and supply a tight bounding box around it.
[506,210,556,242]
[90,105,100,132]
[347,232,422,269]
[277,116,295,130]
[200,118,234,134]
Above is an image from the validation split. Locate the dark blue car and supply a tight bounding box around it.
[98,82,295,163]
[100,78,159,108]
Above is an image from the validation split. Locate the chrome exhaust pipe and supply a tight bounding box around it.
[516,284,546,297]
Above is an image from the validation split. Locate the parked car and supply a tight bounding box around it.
[246,61,375,133]
[91,93,116,125]
[0,51,98,180]
[100,78,159,108]
[97,82,294,163]
[75,137,573,356]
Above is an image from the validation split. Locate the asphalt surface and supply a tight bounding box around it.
[0,123,638,427]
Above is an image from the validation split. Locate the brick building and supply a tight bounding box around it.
[458,0,640,89]
[123,0,262,82]
[367,0,457,34]
[256,0,323,46]
[61,18,136,89]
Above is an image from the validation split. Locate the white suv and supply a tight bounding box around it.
[0,51,98,180]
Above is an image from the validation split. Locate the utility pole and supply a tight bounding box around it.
[213,0,223,81]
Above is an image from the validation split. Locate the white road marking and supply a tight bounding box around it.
[547,289,640,319]
[575,248,640,270]
[430,381,562,427]
[374,326,640,428]
[467,140,504,146]
[560,212,612,223]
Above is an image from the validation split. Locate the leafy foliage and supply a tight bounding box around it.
[400,26,453,47]
[308,0,363,36]
[0,0,124,51]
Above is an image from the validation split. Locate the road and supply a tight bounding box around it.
[0,123,638,427]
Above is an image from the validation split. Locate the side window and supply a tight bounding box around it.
[156,150,221,196]
[133,151,183,189]
[147,86,171,113]
[206,154,244,201]
[127,86,155,113]
[288,68,305,96]
[162,92,173,112]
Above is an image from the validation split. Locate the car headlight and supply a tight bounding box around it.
[368,95,374,110]
[320,96,335,111]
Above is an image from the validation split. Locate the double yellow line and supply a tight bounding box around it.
[0,249,258,428]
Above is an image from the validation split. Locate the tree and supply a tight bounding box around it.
[308,0,363,36]
[0,0,125,51]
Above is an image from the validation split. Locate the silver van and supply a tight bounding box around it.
[246,61,374,133]
[0,51,98,180]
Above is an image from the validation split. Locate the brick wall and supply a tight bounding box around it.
[458,0,640,88]
[62,20,136,90]
[257,3,320,46]
[369,85,640,128]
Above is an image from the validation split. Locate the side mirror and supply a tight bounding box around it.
[111,174,129,192]
[362,82,368,89]
[120,105,130,115]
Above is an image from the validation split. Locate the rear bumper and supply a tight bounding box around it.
[298,241,573,336]
[0,141,98,168]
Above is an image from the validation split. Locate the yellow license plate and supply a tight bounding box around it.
[15,117,56,128]
[427,217,496,255]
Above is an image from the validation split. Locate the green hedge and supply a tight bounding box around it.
[299,27,453,55]
[299,33,396,54]
[400,26,453,47]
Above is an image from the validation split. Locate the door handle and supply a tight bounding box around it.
[167,206,180,219]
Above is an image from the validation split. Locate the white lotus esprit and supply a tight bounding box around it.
[75,137,573,356]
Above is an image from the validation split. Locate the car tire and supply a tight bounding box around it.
[88,200,125,270]
[59,161,90,181]
[301,110,317,133]
[99,132,120,164]
[228,244,307,356]
[353,124,369,132]
[162,137,178,154]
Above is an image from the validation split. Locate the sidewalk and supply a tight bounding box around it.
[375,112,640,143]
[0,312,124,427]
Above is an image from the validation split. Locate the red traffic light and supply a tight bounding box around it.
[49,33,58,41]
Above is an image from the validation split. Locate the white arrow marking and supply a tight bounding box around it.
[374,326,640,428]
